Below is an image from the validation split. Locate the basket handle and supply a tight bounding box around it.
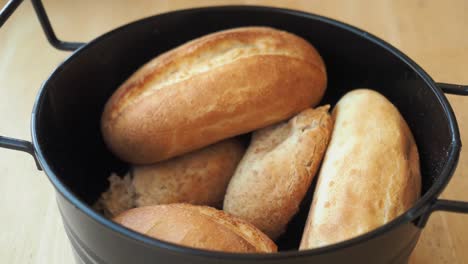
[0,136,41,169]
[1,0,84,51]
[0,0,82,171]
[417,83,468,227]
[432,83,468,212]
[438,83,468,95]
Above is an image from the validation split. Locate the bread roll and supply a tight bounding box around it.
[300,89,421,250]
[133,138,245,208]
[101,26,326,164]
[114,204,277,253]
[95,138,244,217]
[224,106,333,239]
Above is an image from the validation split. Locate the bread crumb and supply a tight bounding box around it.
[93,173,135,218]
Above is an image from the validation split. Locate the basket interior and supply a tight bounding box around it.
[34,7,454,251]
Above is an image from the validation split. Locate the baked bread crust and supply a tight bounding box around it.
[224,106,333,239]
[114,204,277,253]
[101,27,326,164]
[300,89,421,249]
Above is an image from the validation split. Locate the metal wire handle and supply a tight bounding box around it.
[437,83,468,96]
[0,0,85,170]
[0,0,84,51]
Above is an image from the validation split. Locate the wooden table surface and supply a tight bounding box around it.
[1,0,467,263]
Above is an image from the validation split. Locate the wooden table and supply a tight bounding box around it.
[1,0,467,263]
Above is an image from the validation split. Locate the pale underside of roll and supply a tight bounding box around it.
[300,89,421,250]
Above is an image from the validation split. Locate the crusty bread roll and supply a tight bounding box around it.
[224,106,333,239]
[133,137,245,207]
[114,204,277,253]
[101,26,326,164]
[300,89,421,250]
[94,138,244,217]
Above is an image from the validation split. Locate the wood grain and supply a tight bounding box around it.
[0,0,466,263]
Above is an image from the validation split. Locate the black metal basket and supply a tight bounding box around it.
[1,1,467,263]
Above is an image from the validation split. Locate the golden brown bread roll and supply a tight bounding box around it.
[300,89,421,250]
[223,106,333,239]
[101,26,326,164]
[95,138,245,217]
[114,204,277,253]
[132,137,245,208]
